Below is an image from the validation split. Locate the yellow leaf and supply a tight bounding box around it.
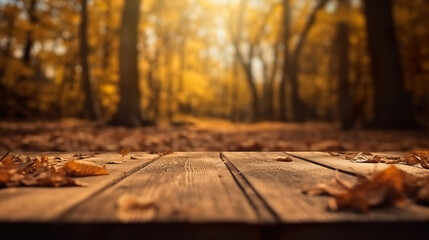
[62,160,108,177]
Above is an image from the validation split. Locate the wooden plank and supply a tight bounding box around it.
[62,152,259,223]
[0,152,159,221]
[222,152,429,223]
[287,152,429,177]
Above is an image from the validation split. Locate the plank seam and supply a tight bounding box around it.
[54,154,164,220]
[285,152,364,177]
[220,152,281,223]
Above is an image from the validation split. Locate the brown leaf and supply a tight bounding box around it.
[0,170,11,184]
[72,153,95,159]
[149,150,174,156]
[401,153,421,166]
[20,167,85,187]
[328,152,342,157]
[0,154,84,188]
[344,152,360,160]
[62,160,108,177]
[350,152,371,163]
[421,156,429,169]
[275,157,293,162]
[330,166,406,212]
[119,148,130,157]
[107,160,123,164]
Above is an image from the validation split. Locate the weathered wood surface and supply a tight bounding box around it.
[222,152,429,222]
[287,151,429,177]
[0,152,159,221]
[62,152,258,223]
[1,151,429,240]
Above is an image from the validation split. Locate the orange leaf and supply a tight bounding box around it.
[62,160,108,177]
[331,166,406,212]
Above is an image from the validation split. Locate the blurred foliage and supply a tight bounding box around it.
[0,0,428,125]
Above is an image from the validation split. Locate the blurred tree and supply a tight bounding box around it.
[21,0,37,67]
[109,0,143,127]
[231,0,259,121]
[231,0,277,121]
[279,0,328,122]
[337,0,353,129]
[80,0,101,120]
[364,0,417,128]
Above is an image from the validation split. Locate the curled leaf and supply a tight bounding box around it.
[421,156,429,169]
[62,160,108,177]
[276,157,293,162]
[401,153,421,166]
[328,152,342,157]
[350,152,370,163]
[0,154,84,188]
[330,166,406,212]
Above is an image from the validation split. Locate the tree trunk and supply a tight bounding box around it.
[363,0,417,128]
[289,0,328,122]
[279,0,291,121]
[0,10,17,117]
[288,61,305,121]
[80,0,101,120]
[233,0,259,122]
[109,0,143,127]
[241,61,259,121]
[337,21,353,129]
[230,58,239,121]
[22,0,37,67]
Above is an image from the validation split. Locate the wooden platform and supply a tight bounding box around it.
[1,152,429,240]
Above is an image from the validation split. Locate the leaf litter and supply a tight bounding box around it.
[0,152,108,187]
[303,165,429,212]
[333,150,429,168]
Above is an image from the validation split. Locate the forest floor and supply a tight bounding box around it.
[1,117,428,152]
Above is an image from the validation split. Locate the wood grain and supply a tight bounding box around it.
[287,152,429,177]
[222,152,429,223]
[62,152,258,223]
[0,152,159,221]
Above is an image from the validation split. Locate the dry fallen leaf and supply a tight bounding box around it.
[330,166,406,212]
[72,153,95,159]
[119,148,130,157]
[149,150,174,156]
[401,153,421,165]
[0,154,84,187]
[421,157,429,169]
[302,166,429,212]
[350,152,371,163]
[62,160,108,177]
[276,157,293,162]
[328,152,342,157]
[107,160,123,164]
